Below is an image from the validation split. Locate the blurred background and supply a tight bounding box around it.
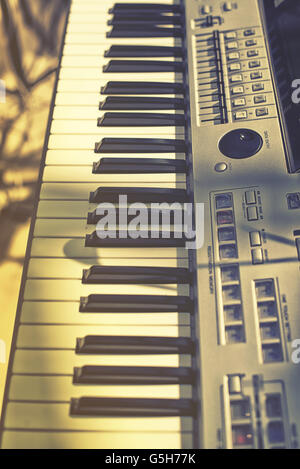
[0,0,69,403]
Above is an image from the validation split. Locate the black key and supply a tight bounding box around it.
[99,97,185,110]
[95,138,186,153]
[76,335,194,355]
[92,158,186,174]
[73,365,194,385]
[87,207,184,225]
[103,60,183,73]
[98,112,185,127]
[70,397,195,417]
[101,81,184,95]
[79,295,193,313]
[85,232,187,248]
[107,27,182,38]
[89,187,188,203]
[105,45,183,58]
[82,266,190,284]
[110,4,182,13]
[108,17,182,26]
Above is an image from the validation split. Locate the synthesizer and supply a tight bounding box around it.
[0,0,300,449]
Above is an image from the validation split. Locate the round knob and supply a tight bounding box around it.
[218,129,263,159]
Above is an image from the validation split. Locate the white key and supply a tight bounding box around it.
[2,431,193,449]
[39,182,185,200]
[33,218,186,238]
[16,325,191,349]
[23,279,188,301]
[48,134,184,149]
[54,92,182,106]
[53,106,183,120]
[57,75,183,91]
[30,238,188,259]
[8,376,192,401]
[63,37,181,48]
[50,120,184,135]
[42,166,186,183]
[45,150,185,165]
[21,300,190,326]
[12,350,190,375]
[4,402,193,432]
[59,64,184,81]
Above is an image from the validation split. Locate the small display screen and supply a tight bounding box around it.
[263,0,300,172]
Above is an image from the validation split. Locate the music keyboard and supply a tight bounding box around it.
[0,0,198,449]
[2,0,300,450]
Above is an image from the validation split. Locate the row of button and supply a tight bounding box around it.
[234,107,268,120]
[221,264,245,344]
[200,2,237,15]
[226,39,258,50]
[232,95,267,107]
[215,193,239,260]
[230,71,264,83]
[254,280,284,363]
[231,82,265,95]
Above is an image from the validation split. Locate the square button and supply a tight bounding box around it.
[251,71,263,80]
[228,52,240,61]
[229,63,241,72]
[221,265,239,282]
[220,244,238,260]
[225,31,237,40]
[217,210,234,225]
[255,280,275,298]
[231,86,244,95]
[247,49,259,57]
[254,95,266,104]
[226,326,245,344]
[234,110,248,120]
[247,206,258,221]
[252,248,264,265]
[226,41,238,50]
[218,227,236,242]
[233,98,246,107]
[223,284,241,300]
[262,344,283,363]
[215,193,233,209]
[287,193,300,210]
[249,60,261,68]
[244,29,255,36]
[252,83,264,92]
[249,231,262,247]
[224,305,243,322]
[230,74,243,83]
[246,40,257,47]
[256,107,268,117]
[245,190,256,205]
[257,301,277,319]
[266,395,282,418]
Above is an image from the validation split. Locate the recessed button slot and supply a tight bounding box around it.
[217,210,234,225]
[223,285,241,301]
[224,305,243,322]
[231,399,251,420]
[257,301,277,319]
[232,425,253,447]
[266,394,282,418]
[226,326,245,344]
[260,322,280,340]
[218,227,236,242]
[255,280,275,298]
[215,193,233,209]
[220,244,238,260]
[221,265,239,282]
[262,343,283,363]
